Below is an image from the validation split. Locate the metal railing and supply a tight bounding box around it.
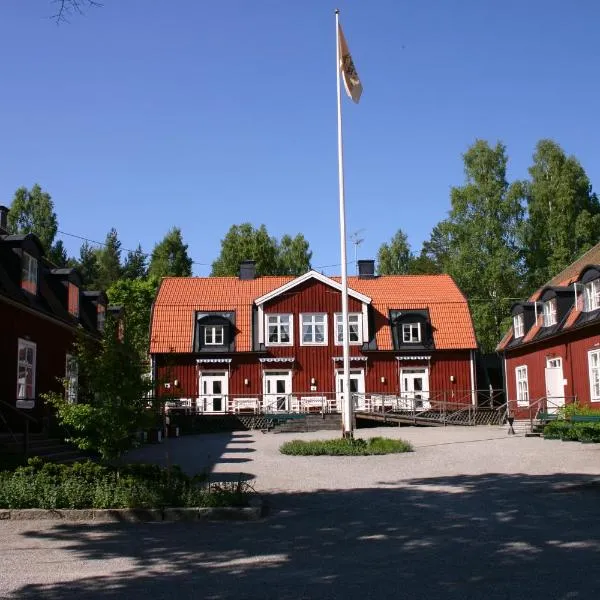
[159,389,507,426]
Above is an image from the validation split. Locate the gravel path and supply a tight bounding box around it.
[1,426,599,599]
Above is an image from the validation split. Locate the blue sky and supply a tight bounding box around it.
[1,0,599,276]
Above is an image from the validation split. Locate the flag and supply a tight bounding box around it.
[338,24,362,103]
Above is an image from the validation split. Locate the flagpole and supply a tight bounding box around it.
[335,8,353,438]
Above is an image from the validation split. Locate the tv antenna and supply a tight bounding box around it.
[350,229,366,274]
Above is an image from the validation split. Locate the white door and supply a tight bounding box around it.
[199,371,228,413]
[263,371,292,412]
[335,369,366,412]
[545,358,565,412]
[401,368,430,409]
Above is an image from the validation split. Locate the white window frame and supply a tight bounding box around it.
[300,313,327,345]
[542,299,557,327]
[97,305,106,332]
[204,325,225,345]
[402,322,421,343]
[515,365,529,407]
[265,314,293,346]
[583,280,600,312]
[588,350,600,402]
[334,313,363,345]
[16,339,36,400]
[513,314,524,338]
[65,354,78,403]
[21,252,38,294]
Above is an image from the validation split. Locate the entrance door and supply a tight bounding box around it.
[400,368,430,409]
[199,371,228,413]
[545,357,565,413]
[263,371,292,412]
[335,369,366,412]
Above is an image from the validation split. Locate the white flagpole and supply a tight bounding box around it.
[335,8,353,438]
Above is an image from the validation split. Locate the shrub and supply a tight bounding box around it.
[0,458,251,510]
[280,436,413,456]
[543,421,600,443]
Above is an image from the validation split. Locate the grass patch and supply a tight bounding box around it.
[0,458,252,509]
[280,436,413,456]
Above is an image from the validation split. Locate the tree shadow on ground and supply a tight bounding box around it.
[8,472,600,599]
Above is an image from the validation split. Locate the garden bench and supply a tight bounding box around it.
[569,415,600,424]
[536,412,559,422]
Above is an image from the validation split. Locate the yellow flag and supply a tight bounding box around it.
[338,24,362,103]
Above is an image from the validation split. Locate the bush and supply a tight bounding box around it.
[0,458,251,509]
[543,421,600,443]
[280,436,413,456]
[558,403,600,419]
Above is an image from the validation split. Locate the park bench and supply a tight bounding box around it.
[569,415,600,424]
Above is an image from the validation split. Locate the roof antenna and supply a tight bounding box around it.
[350,229,365,275]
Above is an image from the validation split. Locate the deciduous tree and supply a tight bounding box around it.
[277,234,312,275]
[7,184,58,254]
[377,229,413,275]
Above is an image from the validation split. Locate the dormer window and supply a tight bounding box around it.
[402,323,421,343]
[68,283,79,317]
[543,299,557,327]
[205,325,224,345]
[513,314,524,338]
[584,279,600,312]
[97,305,106,332]
[21,252,38,294]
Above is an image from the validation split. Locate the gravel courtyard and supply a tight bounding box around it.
[1,426,599,599]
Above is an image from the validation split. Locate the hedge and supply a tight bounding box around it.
[543,421,600,443]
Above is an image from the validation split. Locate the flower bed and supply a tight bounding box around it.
[0,458,251,510]
[280,436,413,456]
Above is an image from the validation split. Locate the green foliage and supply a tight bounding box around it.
[520,140,600,292]
[426,140,525,352]
[47,240,68,267]
[377,229,413,275]
[106,276,159,361]
[558,403,600,419]
[279,436,413,456]
[211,223,312,276]
[43,316,152,460]
[70,241,100,289]
[95,228,123,290]
[148,227,193,278]
[543,420,600,443]
[0,459,251,509]
[277,233,312,275]
[8,184,58,253]
[122,244,148,279]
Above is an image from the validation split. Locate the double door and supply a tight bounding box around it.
[199,371,228,413]
[400,368,430,409]
[335,369,366,411]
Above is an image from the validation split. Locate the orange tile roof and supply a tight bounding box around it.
[150,272,477,353]
[496,326,514,352]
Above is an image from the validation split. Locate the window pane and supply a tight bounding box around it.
[280,326,289,342]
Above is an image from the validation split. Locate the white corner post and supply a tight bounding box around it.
[335,8,353,438]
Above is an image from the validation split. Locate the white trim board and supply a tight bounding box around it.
[254,270,372,306]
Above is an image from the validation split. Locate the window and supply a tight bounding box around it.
[65,354,78,403]
[516,366,529,406]
[547,357,562,369]
[335,313,362,345]
[204,325,224,345]
[68,283,79,317]
[266,314,293,345]
[584,280,600,312]
[301,313,327,345]
[588,350,600,402]
[542,299,557,327]
[513,314,524,338]
[97,305,106,332]
[21,253,38,294]
[402,322,421,343]
[16,339,36,400]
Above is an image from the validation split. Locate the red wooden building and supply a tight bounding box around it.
[498,242,600,417]
[0,205,109,432]
[149,260,479,414]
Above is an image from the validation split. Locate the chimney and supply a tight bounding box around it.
[239,260,256,280]
[358,259,375,278]
[0,205,8,233]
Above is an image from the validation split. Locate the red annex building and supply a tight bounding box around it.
[0,205,108,431]
[149,260,479,414]
[498,242,600,416]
